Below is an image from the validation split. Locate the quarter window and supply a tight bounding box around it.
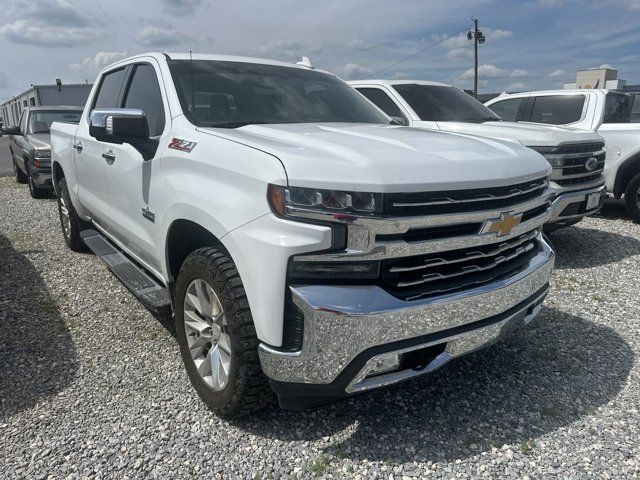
[93,67,127,110]
[123,64,166,137]
[529,95,585,125]
[487,98,522,121]
[356,87,407,121]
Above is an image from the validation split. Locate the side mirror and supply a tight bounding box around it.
[4,126,21,136]
[89,109,149,144]
[389,116,408,126]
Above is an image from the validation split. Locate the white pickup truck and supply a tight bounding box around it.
[50,53,555,416]
[349,80,607,230]
[485,89,640,222]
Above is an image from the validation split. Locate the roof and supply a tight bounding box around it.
[492,89,609,99]
[347,79,451,87]
[103,52,333,76]
[24,105,84,111]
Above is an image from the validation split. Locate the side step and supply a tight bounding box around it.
[81,229,172,313]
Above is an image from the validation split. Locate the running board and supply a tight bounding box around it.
[81,229,171,312]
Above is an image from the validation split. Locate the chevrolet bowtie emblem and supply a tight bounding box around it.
[483,212,523,237]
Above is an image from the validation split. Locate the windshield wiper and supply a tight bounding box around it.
[204,121,269,129]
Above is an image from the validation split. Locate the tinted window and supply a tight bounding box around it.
[123,64,166,136]
[93,68,127,109]
[603,92,639,123]
[392,84,500,122]
[631,94,640,123]
[356,88,406,120]
[18,110,27,132]
[167,60,389,127]
[529,95,585,124]
[28,110,82,134]
[487,98,522,121]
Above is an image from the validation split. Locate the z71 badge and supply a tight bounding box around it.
[168,138,197,152]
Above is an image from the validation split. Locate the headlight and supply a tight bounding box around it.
[267,184,383,218]
[530,147,563,168]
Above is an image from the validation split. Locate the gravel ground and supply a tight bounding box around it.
[1,177,639,479]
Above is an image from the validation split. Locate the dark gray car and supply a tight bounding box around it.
[6,106,82,198]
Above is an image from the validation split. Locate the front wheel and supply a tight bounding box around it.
[13,157,27,184]
[27,167,48,199]
[624,173,640,223]
[174,247,273,417]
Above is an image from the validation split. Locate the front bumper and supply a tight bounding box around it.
[31,167,53,188]
[260,235,554,408]
[547,183,606,225]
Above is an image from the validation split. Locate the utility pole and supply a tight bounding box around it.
[467,17,485,98]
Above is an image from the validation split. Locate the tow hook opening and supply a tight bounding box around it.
[399,343,448,372]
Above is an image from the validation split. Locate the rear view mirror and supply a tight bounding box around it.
[3,126,21,136]
[89,109,149,144]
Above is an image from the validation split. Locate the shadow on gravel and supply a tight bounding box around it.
[548,225,640,270]
[595,198,634,221]
[238,307,632,463]
[0,234,78,420]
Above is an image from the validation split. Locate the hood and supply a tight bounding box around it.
[26,133,52,151]
[426,121,603,148]
[200,123,551,193]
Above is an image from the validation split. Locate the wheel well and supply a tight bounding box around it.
[614,153,640,198]
[52,162,65,189]
[166,220,224,283]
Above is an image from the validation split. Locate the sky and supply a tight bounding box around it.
[1,0,640,102]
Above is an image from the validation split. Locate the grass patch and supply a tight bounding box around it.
[309,455,331,476]
[520,438,536,456]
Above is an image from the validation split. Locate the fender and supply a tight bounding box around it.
[614,151,640,198]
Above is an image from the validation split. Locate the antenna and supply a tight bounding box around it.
[190,50,197,125]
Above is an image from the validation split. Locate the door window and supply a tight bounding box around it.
[487,98,523,121]
[123,64,166,137]
[529,95,585,124]
[93,67,127,109]
[356,87,407,122]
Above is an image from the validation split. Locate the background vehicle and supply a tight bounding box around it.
[50,53,554,416]
[485,89,640,222]
[5,106,82,198]
[349,80,607,230]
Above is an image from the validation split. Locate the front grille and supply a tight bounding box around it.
[384,177,548,216]
[381,230,540,301]
[548,143,605,187]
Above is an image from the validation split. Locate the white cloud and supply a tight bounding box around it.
[548,68,568,77]
[25,0,91,27]
[0,20,93,47]
[160,0,206,16]
[0,69,7,89]
[391,71,410,80]
[340,63,373,79]
[599,63,614,69]
[506,82,526,91]
[447,47,471,60]
[136,27,182,47]
[459,64,527,81]
[484,28,513,40]
[70,51,128,74]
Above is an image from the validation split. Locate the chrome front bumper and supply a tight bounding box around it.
[259,235,555,390]
[548,183,606,224]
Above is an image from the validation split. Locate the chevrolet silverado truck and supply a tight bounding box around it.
[5,106,82,198]
[486,89,640,222]
[349,80,607,230]
[50,53,555,416]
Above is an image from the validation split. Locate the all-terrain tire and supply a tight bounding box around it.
[624,173,640,223]
[27,166,48,199]
[174,247,274,418]
[56,177,86,251]
[13,156,27,184]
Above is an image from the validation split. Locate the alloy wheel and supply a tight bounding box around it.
[58,196,72,239]
[183,279,232,391]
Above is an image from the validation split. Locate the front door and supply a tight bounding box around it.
[99,61,169,273]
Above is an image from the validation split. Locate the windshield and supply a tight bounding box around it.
[392,84,501,123]
[167,60,390,127]
[28,110,82,134]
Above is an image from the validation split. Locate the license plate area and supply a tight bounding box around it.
[586,192,600,210]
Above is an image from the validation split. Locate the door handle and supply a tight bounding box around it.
[102,150,116,164]
[73,142,83,153]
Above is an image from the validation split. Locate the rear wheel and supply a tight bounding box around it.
[624,173,640,223]
[13,157,27,184]
[174,247,273,417]
[56,177,86,251]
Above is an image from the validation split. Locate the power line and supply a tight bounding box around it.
[365,27,470,78]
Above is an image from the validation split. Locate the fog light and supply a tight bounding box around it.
[367,354,401,377]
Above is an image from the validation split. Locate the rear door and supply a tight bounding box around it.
[99,61,169,272]
[74,66,128,220]
[486,97,527,122]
